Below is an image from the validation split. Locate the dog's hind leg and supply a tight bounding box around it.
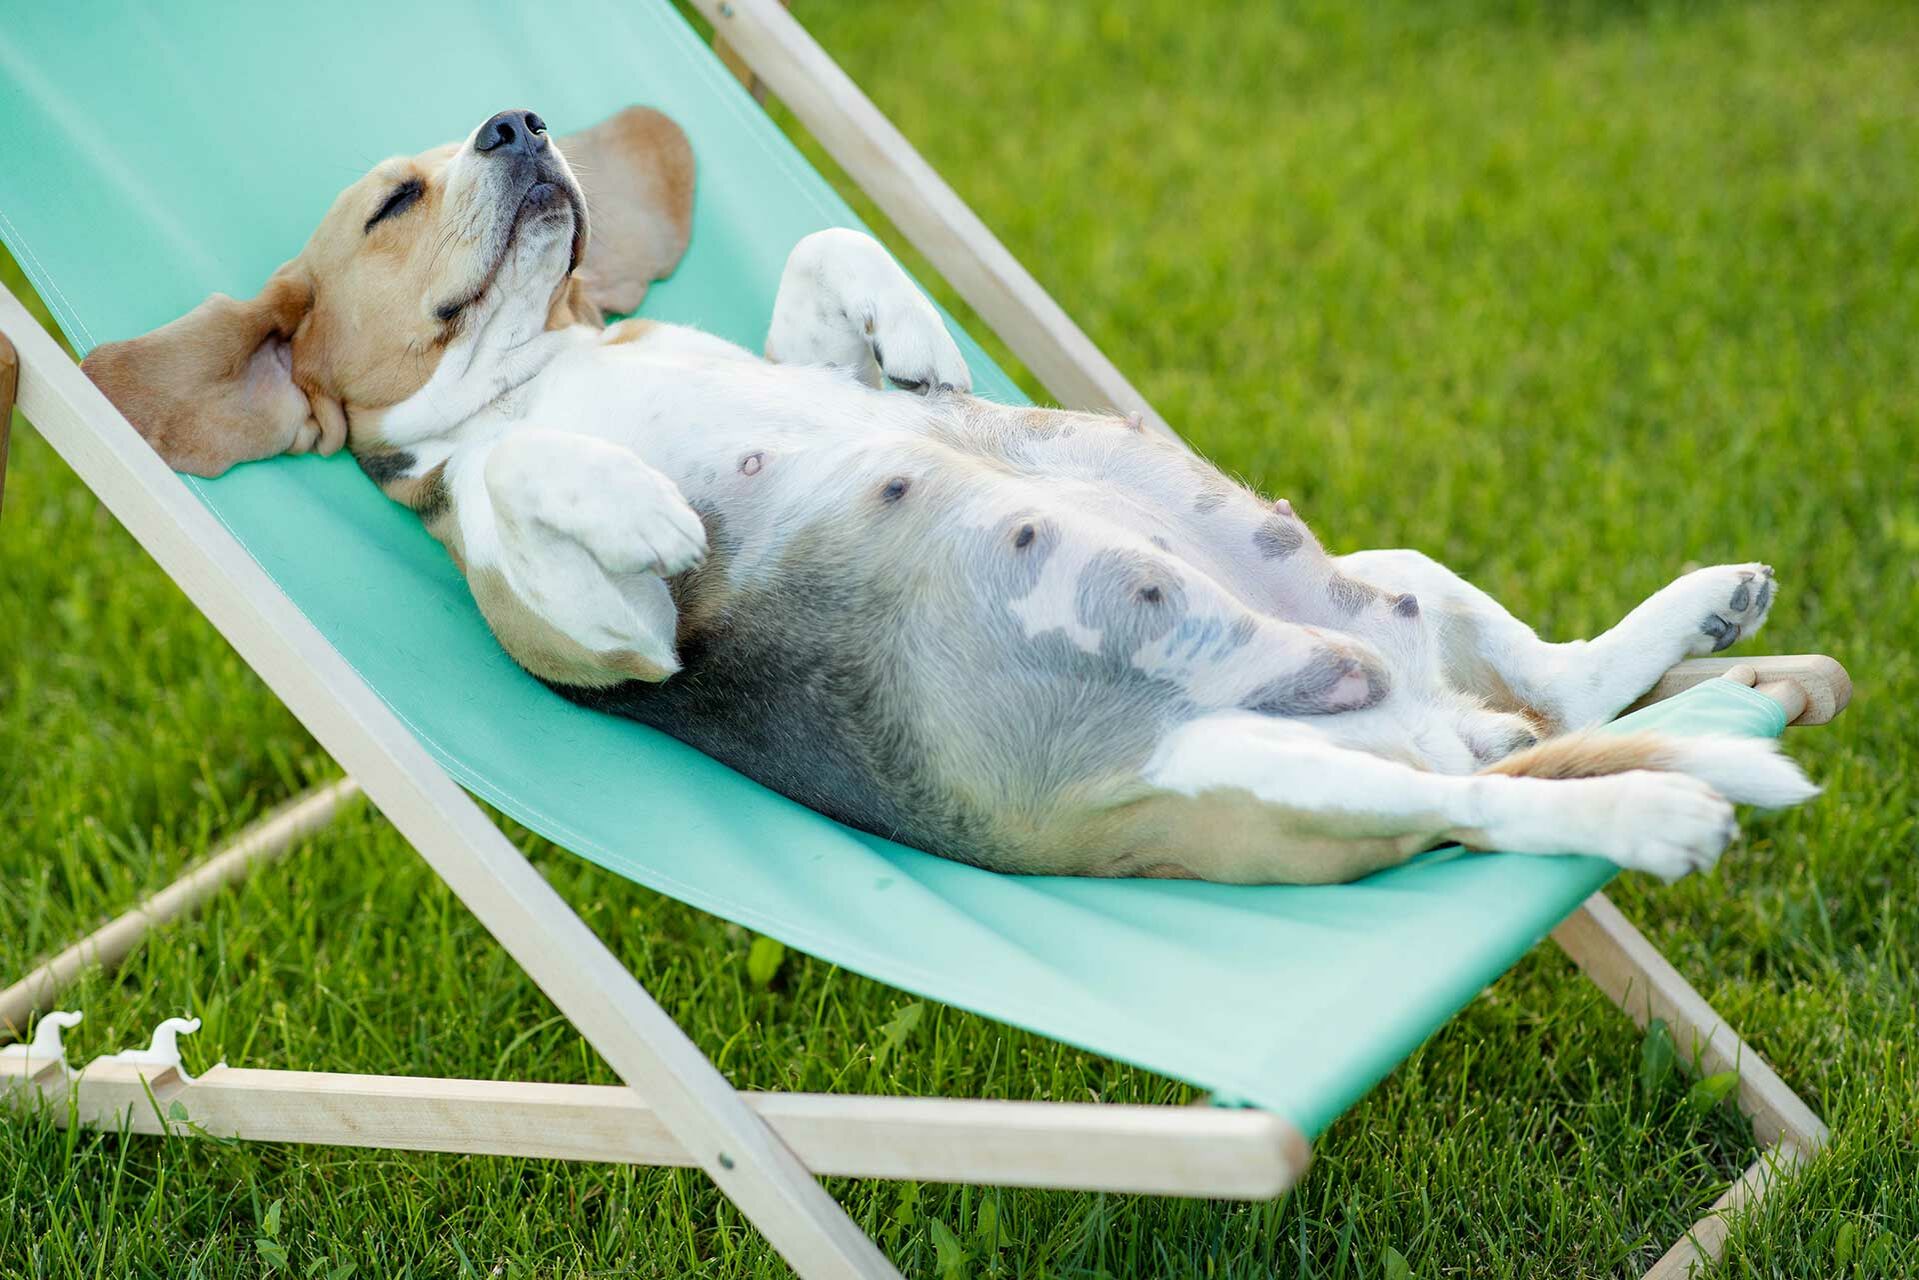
[1095,711,1749,884]
[1335,549,1777,731]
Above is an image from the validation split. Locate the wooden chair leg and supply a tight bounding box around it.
[712,0,790,104]
[1642,1138,1815,1279]
[0,324,18,519]
[0,781,360,1041]
[1553,895,1829,1276]
[1608,659,1845,1271]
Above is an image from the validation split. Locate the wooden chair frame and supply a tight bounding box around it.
[0,4,1851,1275]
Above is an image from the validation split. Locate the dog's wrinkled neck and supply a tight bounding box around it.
[369,307,589,450]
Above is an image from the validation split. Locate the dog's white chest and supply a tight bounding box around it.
[526,342,926,464]
[504,343,965,569]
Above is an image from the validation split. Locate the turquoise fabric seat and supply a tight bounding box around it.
[0,0,1788,1137]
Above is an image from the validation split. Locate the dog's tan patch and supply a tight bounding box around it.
[558,106,695,319]
[545,274,603,332]
[386,460,449,519]
[602,318,661,345]
[470,566,675,688]
[1480,730,1669,780]
[81,267,319,477]
[1136,861,1199,880]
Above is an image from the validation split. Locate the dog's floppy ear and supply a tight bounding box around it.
[83,262,343,478]
[558,106,695,321]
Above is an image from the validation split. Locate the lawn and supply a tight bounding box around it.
[3,0,1916,1275]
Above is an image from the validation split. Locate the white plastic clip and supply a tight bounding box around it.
[95,1016,209,1083]
[0,1009,83,1078]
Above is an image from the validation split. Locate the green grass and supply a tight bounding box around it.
[4,0,1917,1274]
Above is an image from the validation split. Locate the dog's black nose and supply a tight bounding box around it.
[474,109,548,156]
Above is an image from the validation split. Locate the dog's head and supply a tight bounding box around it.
[83,106,693,476]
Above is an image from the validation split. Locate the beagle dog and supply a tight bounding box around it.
[85,106,1816,885]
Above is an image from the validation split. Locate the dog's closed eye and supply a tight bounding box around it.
[364,179,424,233]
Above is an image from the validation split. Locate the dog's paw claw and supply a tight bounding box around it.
[872,319,971,398]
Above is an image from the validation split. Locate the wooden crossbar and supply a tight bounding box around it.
[0,781,361,1038]
[0,1058,1305,1199]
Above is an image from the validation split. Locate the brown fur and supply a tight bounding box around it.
[1077,786,1430,885]
[1479,730,1671,781]
[544,275,603,331]
[471,567,676,688]
[1136,862,1199,880]
[81,266,318,477]
[602,318,661,345]
[83,139,485,474]
[557,106,695,320]
[383,459,449,519]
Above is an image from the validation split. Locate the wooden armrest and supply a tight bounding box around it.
[713,0,791,104]
[0,325,17,519]
[1627,655,1851,727]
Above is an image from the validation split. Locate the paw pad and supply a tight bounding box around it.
[1699,565,1775,653]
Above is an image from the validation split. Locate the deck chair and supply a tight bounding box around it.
[0,3,1853,1276]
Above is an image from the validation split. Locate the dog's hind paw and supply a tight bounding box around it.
[1598,771,1738,881]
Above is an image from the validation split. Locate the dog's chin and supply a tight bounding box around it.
[518,180,568,226]
[435,187,583,326]
[520,180,587,275]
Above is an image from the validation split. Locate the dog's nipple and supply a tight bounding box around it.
[739,451,765,476]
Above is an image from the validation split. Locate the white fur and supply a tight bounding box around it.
[1655,735,1821,810]
[1337,551,1778,730]
[765,227,972,393]
[1144,716,1744,883]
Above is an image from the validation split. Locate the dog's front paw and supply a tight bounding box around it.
[1681,563,1775,654]
[494,441,707,580]
[583,468,708,579]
